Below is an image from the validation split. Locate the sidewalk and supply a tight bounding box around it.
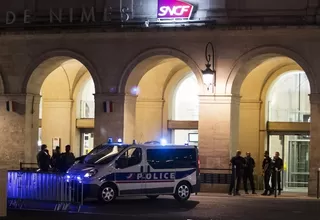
[196,191,317,199]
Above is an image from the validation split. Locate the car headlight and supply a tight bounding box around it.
[84,169,98,178]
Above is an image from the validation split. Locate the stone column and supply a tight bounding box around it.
[308,93,320,196]
[0,94,30,169]
[94,93,137,145]
[41,99,73,153]
[198,94,240,169]
[135,99,164,143]
[0,169,7,217]
[24,94,41,164]
[238,100,262,164]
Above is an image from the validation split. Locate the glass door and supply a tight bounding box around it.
[268,133,310,192]
[80,130,94,156]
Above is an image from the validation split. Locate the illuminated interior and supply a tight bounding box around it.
[239,56,311,193]
[34,58,95,156]
[126,56,201,145]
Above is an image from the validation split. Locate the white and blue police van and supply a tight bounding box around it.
[67,139,200,203]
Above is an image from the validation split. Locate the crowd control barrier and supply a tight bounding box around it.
[19,163,38,171]
[7,171,84,212]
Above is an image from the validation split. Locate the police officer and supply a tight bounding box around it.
[60,145,75,173]
[270,152,284,195]
[36,144,51,172]
[243,152,256,194]
[262,151,272,196]
[228,150,245,196]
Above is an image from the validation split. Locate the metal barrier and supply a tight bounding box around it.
[7,171,83,212]
[19,163,38,171]
[200,168,232,185]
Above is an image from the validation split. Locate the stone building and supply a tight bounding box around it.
[0,0,319,195]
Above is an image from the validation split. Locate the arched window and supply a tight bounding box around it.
[267,71,310,122]
[171,73,199,145]
[173,73,199,121]
[79,79,95,119]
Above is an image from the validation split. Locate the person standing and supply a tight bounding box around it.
[228,150,245,196]
[261,151,272,195]
[36,144,51,172]
[270,152,284,195]
[243,152,256,194]
[51,146,63,172]
[61,145,75,173]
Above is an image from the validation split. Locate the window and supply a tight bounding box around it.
[147,148,197,169]
[116,147,142,169]
[173,73,199,121]
[173,149,197,168]
[267,71,310,122]
[147,149,174,169]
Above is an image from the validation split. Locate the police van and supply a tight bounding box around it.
[67,139,200,203]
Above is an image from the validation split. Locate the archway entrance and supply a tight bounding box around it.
[121,50,202,145]
[234,54,313,193]
[25,54,98,161]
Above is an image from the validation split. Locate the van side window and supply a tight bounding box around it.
[116,147,142,169]
[147,149,174,169]
[173,149,197,168]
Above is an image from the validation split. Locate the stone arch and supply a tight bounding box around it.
[118,47,204,94]
[226,45,317,95]
[22,49,101,94]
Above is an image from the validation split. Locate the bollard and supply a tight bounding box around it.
[274,169,278,198]
[0,169,7,217]
[233,165,237,196]
[317,168,320,199]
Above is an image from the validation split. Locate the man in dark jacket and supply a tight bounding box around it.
[270,152,284,195]
[262,151,272,195]
[61,145,75,173]
[36,144,50,172]
[51,146,63,172]
[243,152,256,194]
[228,150,246,196]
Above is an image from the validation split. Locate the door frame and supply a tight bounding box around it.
[267,131,310,192]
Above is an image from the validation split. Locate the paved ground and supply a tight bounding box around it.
[4,193,320,220]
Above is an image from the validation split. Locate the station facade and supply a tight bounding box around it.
[0,0,320,195]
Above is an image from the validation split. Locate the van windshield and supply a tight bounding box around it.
[84,144,128,164]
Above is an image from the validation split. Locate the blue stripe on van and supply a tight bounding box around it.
[99,169,196,182]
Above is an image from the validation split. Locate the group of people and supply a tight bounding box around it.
[229,150,283,196]
[36,144,76,173]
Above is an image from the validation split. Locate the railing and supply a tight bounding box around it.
[200,168,232,185]
[19,163,38,171]
[7,171,84,212]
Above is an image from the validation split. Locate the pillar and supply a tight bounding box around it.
[238,100,262,163]
[24,94,41,164]
[135,99,164,143]
[41,99,72,153]
[0,169,7,217]
[94,93,137,146]
[0,94,35,169]
[198,94,240,169]
[308,93,320,196]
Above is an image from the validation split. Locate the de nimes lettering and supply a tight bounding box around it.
[4,7,130,25]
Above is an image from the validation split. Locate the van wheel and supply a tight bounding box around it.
[174,182,191,202]
[147,195,159,200]
[98,184,117,204]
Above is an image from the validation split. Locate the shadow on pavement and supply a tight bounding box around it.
[83,197,200,214]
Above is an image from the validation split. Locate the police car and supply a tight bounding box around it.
[67,139,200,203]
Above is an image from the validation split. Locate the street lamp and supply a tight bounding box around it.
[202,42,216,92]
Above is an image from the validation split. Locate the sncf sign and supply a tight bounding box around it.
[157,0,193,19]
